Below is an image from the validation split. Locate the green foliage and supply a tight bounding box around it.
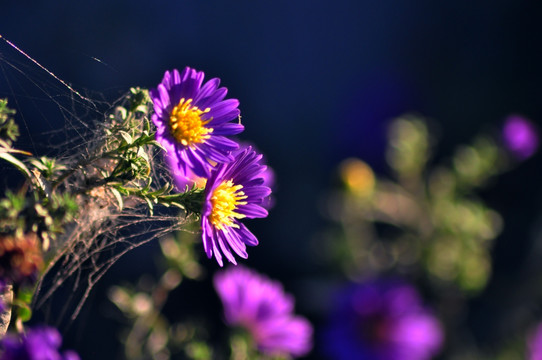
[109,226,293,360]
[0,88,203,250]
[108,229,207,360]
[452,136,502,190]
[0,98,19,146]
[185,342,214,360]
[45,87,201,217]
[325,115,508,294]
[12,287,34,323]
[0,100,77,252]
[0,190,78,249]
[0,99,33,179]
[113,180,204,216]
[0,88,207,332]
[317,114,539,359]
[159,223,204,280]
[386,115,431,180]
[29,157,67,182]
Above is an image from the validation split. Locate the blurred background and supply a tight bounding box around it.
[3,1,542,359]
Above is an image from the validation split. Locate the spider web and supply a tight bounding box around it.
[0,36,191,327]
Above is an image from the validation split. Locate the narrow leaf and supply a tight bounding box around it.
[0,152,32,178]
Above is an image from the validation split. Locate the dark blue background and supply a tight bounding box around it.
[3,1,542,359]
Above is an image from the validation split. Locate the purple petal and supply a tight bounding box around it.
[211,234,224,267]
[206,135,240,151]
[216,231,237,265]
[208,99,241,124]
[243,186,272,200]
[222,229,249,258]
[194,78,221,104]
[239,203,268,218]
[213,123,245,136]
[199,142,234,163]
[158,84,171,109]
[238,223,259,246]
[186,148,211,177]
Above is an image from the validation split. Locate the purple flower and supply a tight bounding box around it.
[214,266,313,357]
[502,114,539,159]
[527,323,542,360]
[324,279,443,360]
[150,67,244,177]
[201,146,271,266]
[0,326,80,360]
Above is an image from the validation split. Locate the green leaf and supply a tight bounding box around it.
[13,286,34,322]
[0,151,32,178]
[17,287,34,304]
[0,99,19,145]
[137,146,149,163]
[144,197,154,216]
[119,130,133,144]
[134,104,148,113]
[16,305,32,322]
[110,187,124,210]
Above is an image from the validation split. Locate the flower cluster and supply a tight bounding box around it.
[214,266,313,357]
[324,279,443,360]
[0,326,79,360]
[150,67,272,266]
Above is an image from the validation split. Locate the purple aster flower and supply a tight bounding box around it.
[527,323,542,360]
[0,326,80,360]
[201,146,271,266]
[324,279,443,360]
[150,67,244,177]
[502,114,539,160]
[214,266,313,357]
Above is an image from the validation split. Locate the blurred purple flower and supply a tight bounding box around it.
[0,326,79,360]
[214,266,313,357]
[502,115,539,159]
[324,279,443,360]
[527,323,542,360]
[150,67,244,177]
[201,146,271,266]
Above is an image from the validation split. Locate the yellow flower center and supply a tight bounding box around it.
[210,180,248,231]
[169,98,213,147]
